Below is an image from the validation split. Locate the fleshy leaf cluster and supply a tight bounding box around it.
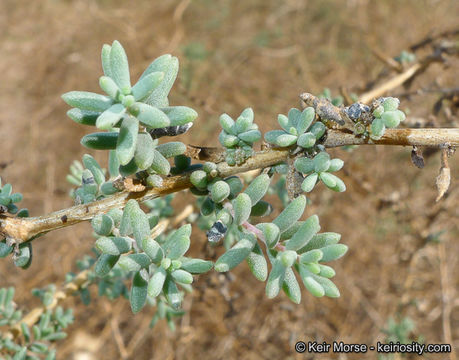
[264,107,326,149]
[370,97,406,140]
[89,199,213,314]
[0,286,73,359]
[211,192,347,303]
[62,41,195,178]
[294,152,346,193]
[67,154,121,204]
[0,179,32,269]
[218,108,261,165]
[0,178,26,216]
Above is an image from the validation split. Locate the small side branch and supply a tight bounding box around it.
[359,62,424,104]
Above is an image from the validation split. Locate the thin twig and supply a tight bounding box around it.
[7,269,90,339]
[368,45,403,72]
[359,62,424,104]
[410,28,459,52]
[359,39,457,104]
[106,302,129,360]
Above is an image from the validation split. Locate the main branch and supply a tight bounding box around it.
[1,128,458,244]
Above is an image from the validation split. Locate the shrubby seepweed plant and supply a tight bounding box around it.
[0,40,456,358]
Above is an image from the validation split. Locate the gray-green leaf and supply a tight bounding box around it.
[62,91,113,112]
[96,103,126,130]
[171,269,193,284]
[265,258,286,299]
[160,106,198,126]
[246,243,268,281]
[109,40,131,94]
[150,150,171,175]
[162,224,191,260]
[313,274,340,297]
[319,244,348,262]
[142,55,179,107]
[81,132,118,150]
[130,271,148,313]
[142,237,164,263]
[133,103,170,129]
[132,72,164,101]
[134,133,155,170]
[82,154,105,185]
[282,267,301,304]
[118,253,151,272]
[148,266,167,298]
[215,234,256,272]
[156,142,186,159]
[67,109,99,126]
[95,236,131,255]
[298,265,324,297]
[116,116,139,165]
[232,193,252,226]
[94,254,120,277]
[256,222,280,248]
[273,195,306,233]
[101,44,112,78]
[124,199,151,247]
[164,275,182,309]
[99,76,121,99]
[180,258,213,274]
[285,214,320,251]
[243,174,270,206]
[298,232,341,253]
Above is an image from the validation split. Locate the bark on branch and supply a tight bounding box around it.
[1,128,457,244]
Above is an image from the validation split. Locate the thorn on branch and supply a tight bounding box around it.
[435,144,452,202]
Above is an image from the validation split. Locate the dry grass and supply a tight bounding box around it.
[0,0,458,359]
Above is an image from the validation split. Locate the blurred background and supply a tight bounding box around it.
[0,0,458,359]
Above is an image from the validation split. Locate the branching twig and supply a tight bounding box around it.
[410,28,459,52]
[0,128,457,244]
[5,207,192,341]
[359,62,425,104]
[368,45,403,73]
[359,34,458,104]
[6,269,90,340]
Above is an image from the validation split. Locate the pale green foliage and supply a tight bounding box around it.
[0,178,26,216]
[295,152,346,193]
[219,108,261,165]
[395,50,416,64]
[87,201,211,314]
[370,97,405,140]
[0,286,73,359]
[62,40,194,179]
[0,179,31,269]
[264,107,324,149]
[2,40,414,351]
[318,87,348,106]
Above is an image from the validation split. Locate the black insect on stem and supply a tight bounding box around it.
[149,123,193,140]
